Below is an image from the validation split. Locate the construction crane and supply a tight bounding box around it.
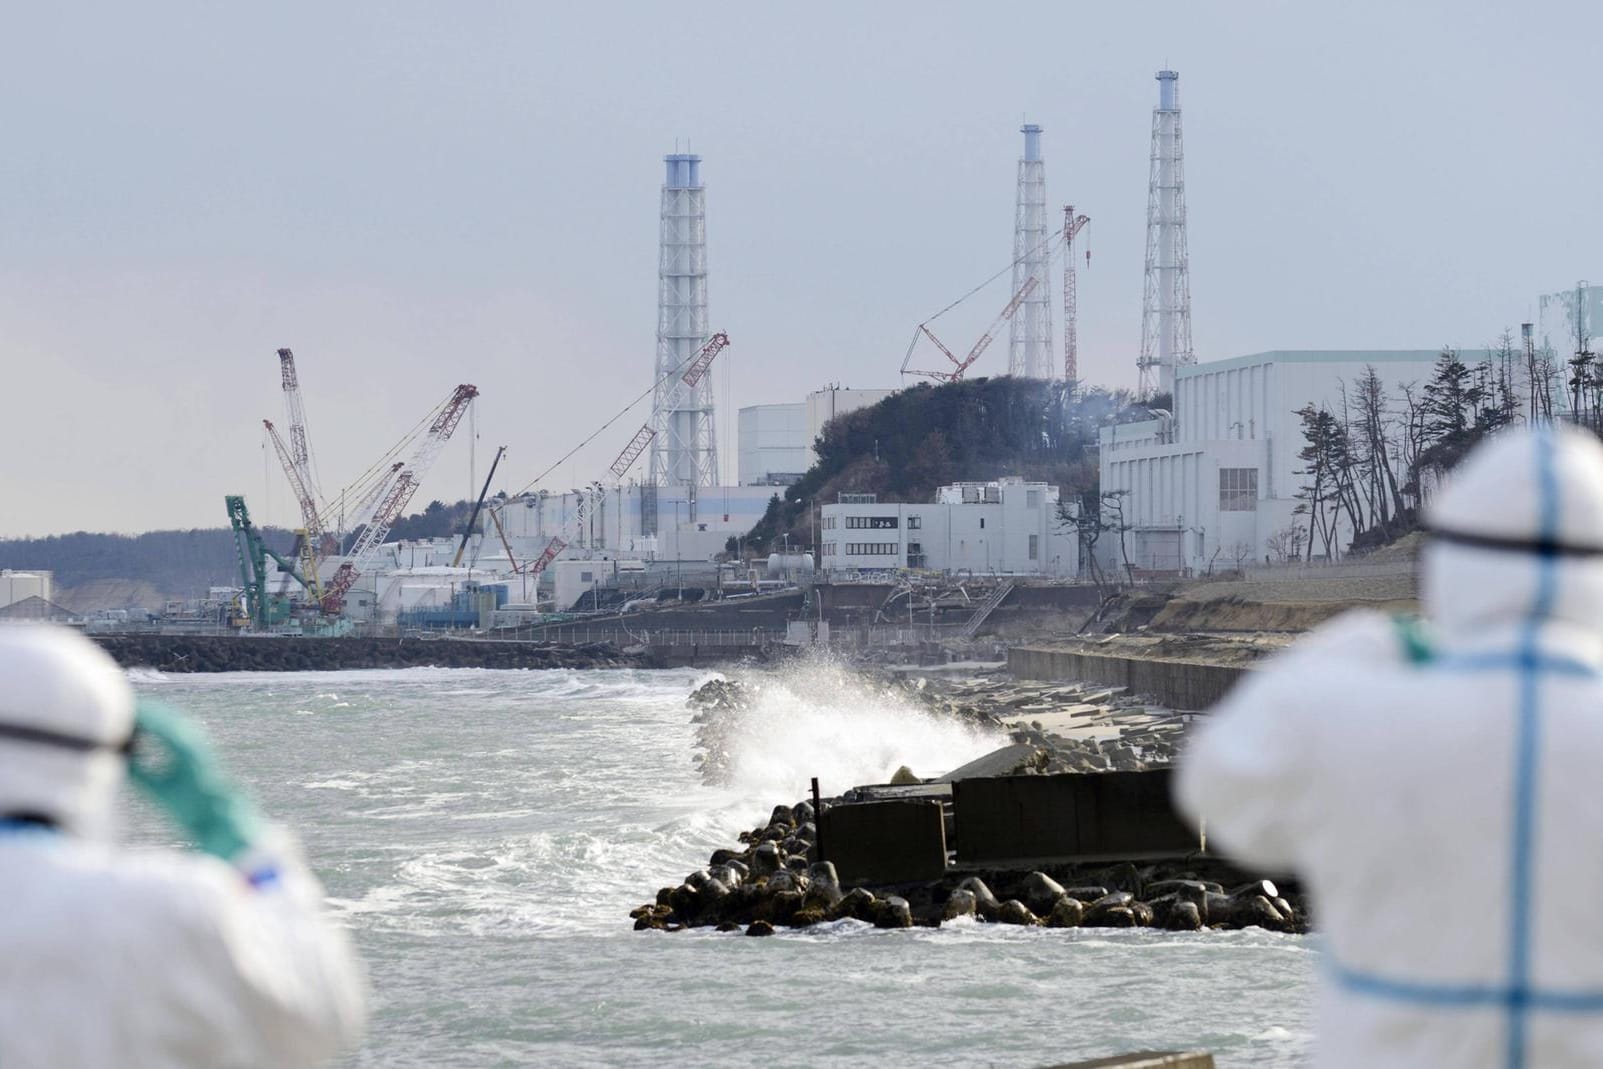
[274,347,330,547]
[226,495,318,630]
[610,332,731,479]
[453,445,506,567]
[262,419,327,599]
[1062,205,1090,385]
[901,276,1039,383]
[321,384,479,613]
[277,349,318,492]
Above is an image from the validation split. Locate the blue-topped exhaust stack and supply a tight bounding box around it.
[1138,70,1195,399]
[648,151,717,525]
[1009,123,1053,379]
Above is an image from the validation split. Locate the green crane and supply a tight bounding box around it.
[225,495,317,630]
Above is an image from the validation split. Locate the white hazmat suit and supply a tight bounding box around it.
[1177,425,1603,1068]
[0,625,366,1067]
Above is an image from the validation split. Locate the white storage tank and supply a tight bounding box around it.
[765,552,815,579]
[0,570,52,609]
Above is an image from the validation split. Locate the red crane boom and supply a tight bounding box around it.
[321,384,479,612]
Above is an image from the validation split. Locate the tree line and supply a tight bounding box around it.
[1292,335,1563,560]
[1,496,482,601]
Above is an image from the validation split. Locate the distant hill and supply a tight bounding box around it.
[743,376,1148,552]
[0,497,482,612]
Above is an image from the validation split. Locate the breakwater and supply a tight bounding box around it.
[640,674,1300,937]
[632,794,1302,935]
[1008,646,1246,711]
[92,633,641,672]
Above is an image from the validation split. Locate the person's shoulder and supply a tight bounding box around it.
[60,844,245,923]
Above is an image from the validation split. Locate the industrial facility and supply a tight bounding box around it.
[737,386,895,486]
[110,64,1578,637]
[1099,350,1488,574]
[819,479,1078,577]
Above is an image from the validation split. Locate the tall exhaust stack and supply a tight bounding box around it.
[1009,123,1053,379]
[1138,70,1194,399]
[649,152,718,526]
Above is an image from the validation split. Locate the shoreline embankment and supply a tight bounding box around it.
[1008,645,1247,712]
[92,633,645,672]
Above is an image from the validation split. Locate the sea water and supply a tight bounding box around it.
[125,665,1314,1067]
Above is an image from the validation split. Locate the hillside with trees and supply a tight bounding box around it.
[743,376,1150,553]
[0,497,481,611]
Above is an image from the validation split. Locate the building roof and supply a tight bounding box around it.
[0,595,73,621]
[1181,348,1494,376]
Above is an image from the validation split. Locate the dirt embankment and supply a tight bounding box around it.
[1141,572,1417,636]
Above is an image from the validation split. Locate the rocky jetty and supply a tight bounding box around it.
[630,796,1304,935]
[657,671,1301,937]
[94,634,639,673]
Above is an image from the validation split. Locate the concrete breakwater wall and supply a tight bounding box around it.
[92,634,640,673]
[1008,647,1246,712]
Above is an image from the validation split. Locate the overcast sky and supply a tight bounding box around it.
[3,1,1599,537]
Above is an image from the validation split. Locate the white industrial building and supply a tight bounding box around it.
[818,478,1077,576]
[737,403,808,485]
[490,482,777,566]
[0,570,52,609]
[1099,349,1491,574]
[1537,283,1603,368]
[736,386,897,487]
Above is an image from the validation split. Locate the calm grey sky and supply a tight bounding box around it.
[2,1,1598,537]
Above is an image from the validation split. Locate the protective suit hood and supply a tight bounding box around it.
[1423,425,1603,660]
[0,625,133,837]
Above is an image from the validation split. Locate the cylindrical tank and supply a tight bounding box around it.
[766,553,815,578]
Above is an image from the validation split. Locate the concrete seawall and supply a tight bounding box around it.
[1007,646,1247,712]
[92,634,642,673]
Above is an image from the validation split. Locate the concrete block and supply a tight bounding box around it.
[818,799,948,886]
[952,770,1200,865]
[935,743,1038,782]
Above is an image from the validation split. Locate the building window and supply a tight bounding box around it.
[1028,534,1039,560]
[907,542,926,568]
[845,515,900,530]
[845,543,898,556]
[979,517,985,529]
[1026,490,1041,509]
[907,515,921,530]
[1219,468,1258,511]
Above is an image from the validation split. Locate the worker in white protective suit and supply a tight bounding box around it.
[0,625,366,1067]
[1177,424,1603,1068]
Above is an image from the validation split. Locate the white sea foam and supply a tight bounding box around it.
[710,658,1007,803]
